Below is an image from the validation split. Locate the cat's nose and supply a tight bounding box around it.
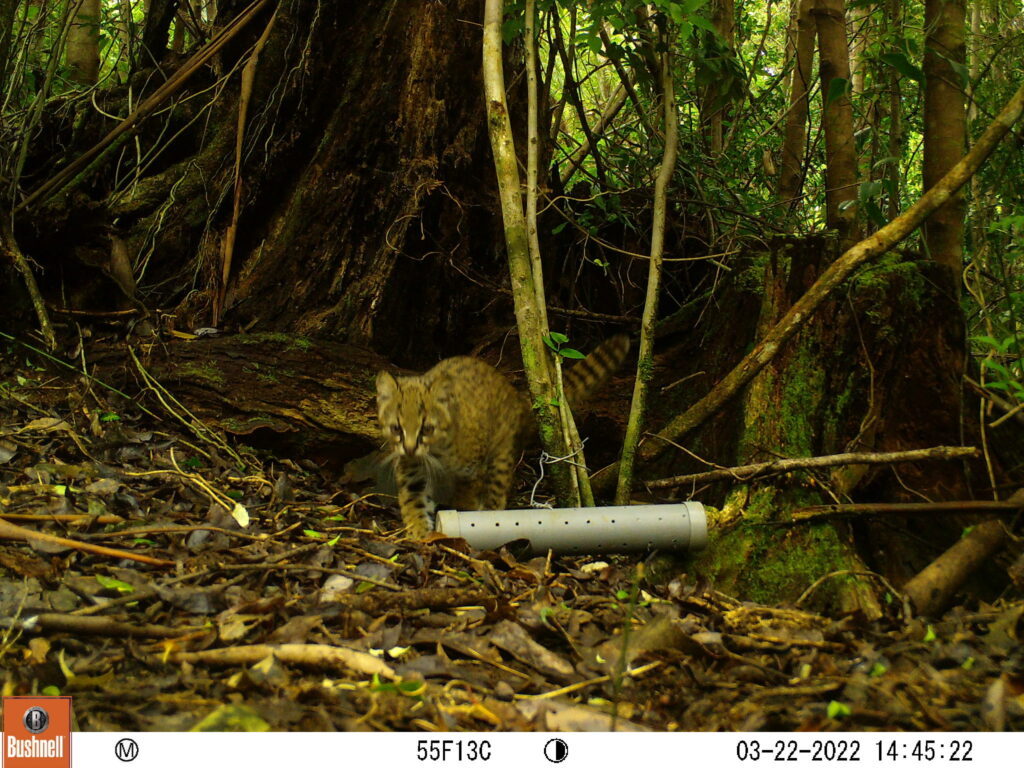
[402,437,419,456]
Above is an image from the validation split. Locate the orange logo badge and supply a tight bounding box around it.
[2,697,72,768]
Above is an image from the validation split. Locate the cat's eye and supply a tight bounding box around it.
[421,424,435,437]
[390,425,402,436]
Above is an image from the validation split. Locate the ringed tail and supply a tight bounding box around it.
[562,334,631,404]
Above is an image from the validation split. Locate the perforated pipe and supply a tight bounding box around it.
[436,502,707,554]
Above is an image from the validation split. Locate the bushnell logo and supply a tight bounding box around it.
[22,706,50,734]
[3,696,72,768]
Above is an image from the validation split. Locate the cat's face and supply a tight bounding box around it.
[376,371,449,458]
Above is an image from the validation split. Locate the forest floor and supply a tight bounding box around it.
[1,351,1022,733]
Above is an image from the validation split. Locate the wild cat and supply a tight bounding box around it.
[375,335,630,538]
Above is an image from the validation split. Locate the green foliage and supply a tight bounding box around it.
[95,575,134,593]
[543,331,585,359]
[824,76,851,107]
[827,700,852,719]
[878,52,923,86]
[974,336,1024,402]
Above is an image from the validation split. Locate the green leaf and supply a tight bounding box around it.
[549,331,569,344]
[878,52,924,85]
[688,15,719,35]
[396,679,425,696]
[864,199,887,228]
[923,625,936,642]
[858,180,883,202]
[825,77,851,107]
[501,16,524,44]
[543,335,558,352]
[96,575,134,593]
[946,57,970,89]
[99,412,120,422]
[827,700,851,719]
[303,529,325,539]
[970,335,1001,348]
[559,348,586,359]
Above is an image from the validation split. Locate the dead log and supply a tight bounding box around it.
[94,332,390,468]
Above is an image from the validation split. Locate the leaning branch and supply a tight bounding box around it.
[648,445,979,489]
[1,217,55,349]
[16,0,273,212]
[639,80,1024,464]
[791,495,1024,522]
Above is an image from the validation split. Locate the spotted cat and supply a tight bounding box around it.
[375,335,630,538]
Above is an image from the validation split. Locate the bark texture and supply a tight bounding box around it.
[777,0,816,206]
[814,0,859,245]
[923,0,967,276]
[17,0,508,369]
[67,0,101,85]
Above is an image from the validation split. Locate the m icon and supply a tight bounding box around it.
[114,738,139,762]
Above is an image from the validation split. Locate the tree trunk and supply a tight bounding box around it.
[140,0,178,69]
[814,0,859,246]
[702,0,735,156]
[18,0,509,370]
[923,0,967,276]
[777,0,815,207]
[0,0,17,95]
[858,0,971,583]
[848,2,869,96]
[67,0,101,86]
[884,0,903,221]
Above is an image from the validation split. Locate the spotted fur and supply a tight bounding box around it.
[376,335,630,538]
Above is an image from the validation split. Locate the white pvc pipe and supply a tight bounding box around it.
[436,502,707,554]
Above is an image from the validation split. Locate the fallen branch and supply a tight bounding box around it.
[0,519,175,568]
[165,643,397,680]
[903,518,1013,616]
[791,494,1024,522]
[0,513,126,525]
[648,445,979,489]
[7,613,200,639]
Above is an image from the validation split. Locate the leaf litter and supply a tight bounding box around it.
[0,360,1022,732]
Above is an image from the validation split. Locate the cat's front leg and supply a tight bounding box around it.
[395,457,436,538]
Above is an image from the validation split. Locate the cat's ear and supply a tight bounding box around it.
[376,371,398,401]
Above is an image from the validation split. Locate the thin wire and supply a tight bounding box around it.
[528,439,589,508]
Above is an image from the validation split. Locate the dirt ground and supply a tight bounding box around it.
[1,350,1022,732]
